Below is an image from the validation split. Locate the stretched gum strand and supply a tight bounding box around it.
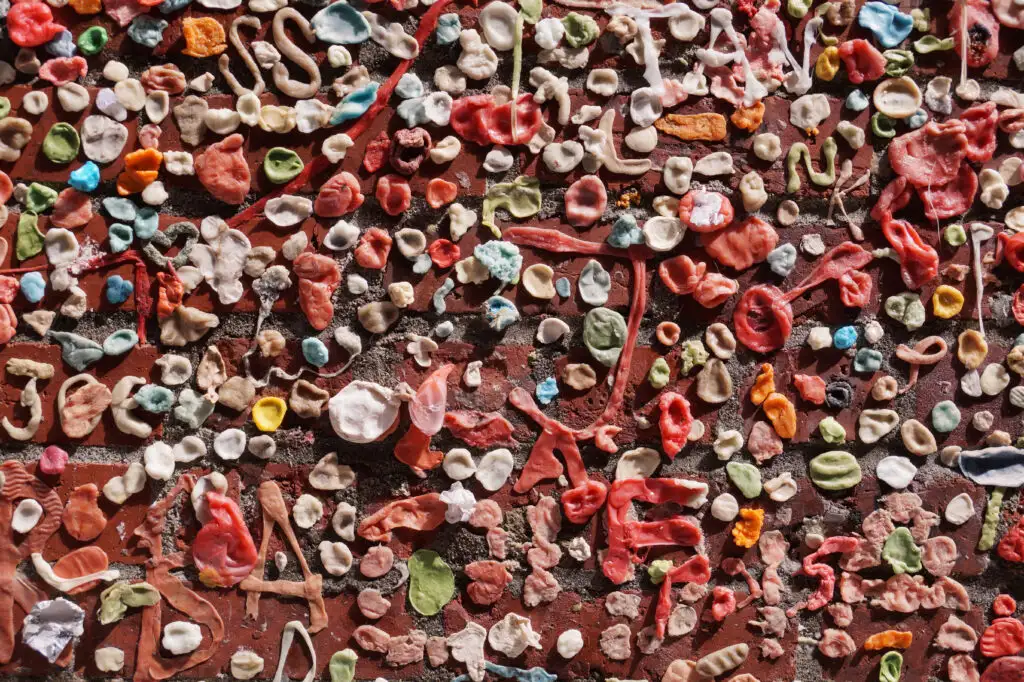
[218,16,265,97]
[271,9,322,99]
[894,335,948,393]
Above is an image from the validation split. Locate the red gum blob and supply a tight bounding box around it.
[195,134,251,205]
[427,239,459,269]
[881,217,939,290]
[464,560,513,605]
[656,321,681,345]
[394,424,444,477]
[950,0,1000,68]
[961,101,999,163]
[444,410,515,447]
[192,493,259,588]
[837,39,886,84]
[788,536,859,616]
[708,586,737,621]
[375,175,412,216]
[564,175,608,227]
[872,176,912,222]
[510,408,576,491]
[793,374,827,405]
[39,445,68,475]
[293,252,340,331]
[354,227,393,270]
[409,364,453,436]
[694,273,740,308]
[917,163,978,221]
[677,189,734,232]
[485,94,543,145]
[658,391,693,458]
[838,269,873,307]
[425,178,458,208]
[0,172,13,205]
[700,216,779,271]
[994,594,1018,617]
[390,127,432,176]
[980,618,1024,658]
[999,232,1024,272]
[468,500,502,529]
[561,481,607,525]
[0,305,16,344]
[982,657,1024,681]
[39,57,87,86]
[357,493,448,542]
[999,108,1024,133]
[450,94,543,146]
[889,120,968,187]
[140,64,187,94]
[603,478,705,584]
[7,1,64,47]
[998,515,1024,562]
[449,95,494,146]
[363,131,390,173]
[734,285,794,353]
[788,242,874,300]
[51,188,93,228]
[1014,285,1024,325]
[314,171,364,217]
[658,254,707,295]
[0,277,18,304]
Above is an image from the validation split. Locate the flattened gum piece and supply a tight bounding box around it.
[61,483,107,542]
[654,113,727,141]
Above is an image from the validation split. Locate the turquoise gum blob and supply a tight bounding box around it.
[858,2,914,48]
[302,338,330,367]
[833,325,858,349]
[69,162,101,192]
[20,272,45,303]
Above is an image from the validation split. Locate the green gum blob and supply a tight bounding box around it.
[818,416,846,444]
[882,527,923,574]
[726,461,762,499]
[78,26,109,55]
[16,213,44,261]
[914,35,954,53]
[42,123,80,164]
[482,175,541,236]
[329,649,358,682]
[872,112,898,139]
[407,549,455,616]
[883,49,914,77]
[879,651,903,682]
[263,147,305,184]
[977,487,1005,551]
[648,357,671,389]
[786,137,837,193]
[809,451,862,490]
[884,292,926,331]
[561,12,599,47]
[788,0,813,18]
[944,223,967,246]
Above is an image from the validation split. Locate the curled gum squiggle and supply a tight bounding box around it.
[218,16,264,97]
